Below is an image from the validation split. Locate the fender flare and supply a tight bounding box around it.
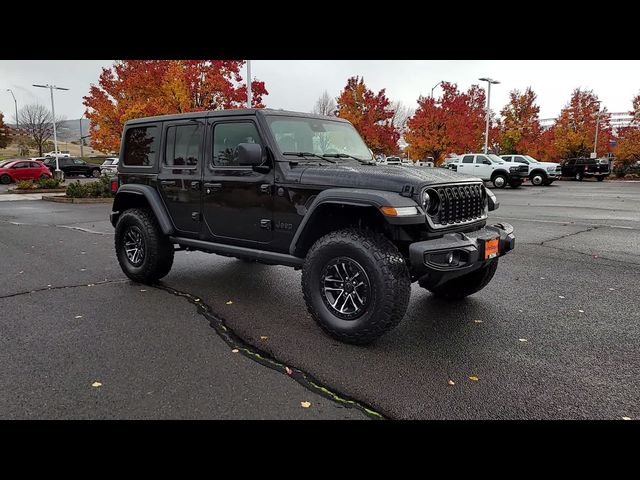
[491,169,509,179]
[529,168,548,178]
[289,188,421,256]
[111,184,174,235]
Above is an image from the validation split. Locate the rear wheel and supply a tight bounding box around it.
[92,169,101,178]
[422,259,499,300]
[0,174,11,184]
[115,208,174,284]
[302,228,411,345]
[492,173,508,189]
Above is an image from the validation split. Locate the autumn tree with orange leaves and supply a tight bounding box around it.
[405,82,486,164]
[83,60,268,153]
[499,87,542,155]
[552,88,611,159]
[614,92,640,167]
[335,76,399,155]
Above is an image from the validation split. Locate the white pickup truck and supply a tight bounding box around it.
[448,153,529,189]
[500,154,562,186]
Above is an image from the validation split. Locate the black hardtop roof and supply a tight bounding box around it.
[124,108,350,126]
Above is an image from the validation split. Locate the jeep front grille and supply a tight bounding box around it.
[431,183,485,227]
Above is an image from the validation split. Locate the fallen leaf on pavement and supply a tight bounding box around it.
[559,295,565,299]
[469,376,479,381]
[473,320,483,324]
[608,288,615,291]
[225,301,233,305]
[74,315,83,319]
[300,401,311,408]
[285,367,293,375]
[260,336,268,340]
[578,310,585,313]
[447,379,455,386]
[622,417,631,420]
[231,349,239,353]
[140,289,147,292]
[91,381,102,388]
[518,338,528,342]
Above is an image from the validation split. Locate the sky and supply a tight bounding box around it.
[1,60,638,123]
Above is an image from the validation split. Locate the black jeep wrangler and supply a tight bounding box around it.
[111,109,515,344]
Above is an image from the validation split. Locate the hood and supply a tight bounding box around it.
[298,164,481,192]
[535,161,560,168]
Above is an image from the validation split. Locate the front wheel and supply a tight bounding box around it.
[115,208,174,284]
[39,174,49,180]
[530,172,546,186]
[0,174,11,184]
[492,174,507,189]
[423,259,499,300]
[302,228,411,345]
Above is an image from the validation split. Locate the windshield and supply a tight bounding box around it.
[524,155,539,163]
[267,116,373,161]
[488,154,504,163]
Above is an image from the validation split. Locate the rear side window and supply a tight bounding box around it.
[165,124,203,168]
[462,155,474,164]
[123,126,159,167]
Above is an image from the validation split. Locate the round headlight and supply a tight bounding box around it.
[423,189,440,216]
[421,190,430,211]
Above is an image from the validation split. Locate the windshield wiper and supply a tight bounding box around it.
[321,153,375,165]
[282,152,336,163]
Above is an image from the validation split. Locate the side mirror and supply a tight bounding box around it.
[237,143,263,167]
[483,160,492,165]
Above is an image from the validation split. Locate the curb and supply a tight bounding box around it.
[42,196,114,204]
[7,188,67,194]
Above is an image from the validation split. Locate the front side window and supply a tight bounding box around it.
[123,126,159,166]
[14,162,28,169]
[267,116,373,161]
[165,124,203,168]
[502,156,512,162]
[73,159,85,165]
[477,155,492,164]
[212,122,261,167]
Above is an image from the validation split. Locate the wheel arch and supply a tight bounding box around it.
[111,184,174,235]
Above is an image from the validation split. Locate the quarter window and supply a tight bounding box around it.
[212,122,261,167]
[123,126,159,166]
[165,124,203,169]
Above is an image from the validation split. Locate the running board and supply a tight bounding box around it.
[169,236,304,268]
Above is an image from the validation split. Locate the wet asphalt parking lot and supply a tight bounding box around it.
[1,179,638,419]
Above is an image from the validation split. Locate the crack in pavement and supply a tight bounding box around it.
[0,278,128,300]
[538,226,598,246]
[152,282,385,420]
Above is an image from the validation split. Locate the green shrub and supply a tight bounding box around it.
[15,180,34,190]
[65,176,114,198]
[36,177,62,189]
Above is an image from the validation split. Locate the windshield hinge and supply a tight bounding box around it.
[400,185,415,197]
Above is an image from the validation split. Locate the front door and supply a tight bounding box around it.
[474,154,494,179]
[157,120,205,235]
[201,117,273,246]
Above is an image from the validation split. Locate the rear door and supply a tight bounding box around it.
[456,154,475,175]
[157,119,205,235]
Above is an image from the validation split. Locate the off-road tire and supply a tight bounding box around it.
[115,208,174,284]
[424,259,499,300]
[492,173,508,189]
[302,228,411,345]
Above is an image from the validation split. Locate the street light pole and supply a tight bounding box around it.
[479,77,500,154]
[593,102,602,158]
[246,60,252,108]
[6,89,18,130]
[431,81,443,98]
[79,118,84,158]
[32,84,69,175]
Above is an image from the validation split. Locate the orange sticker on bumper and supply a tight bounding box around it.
[485,238,499,259]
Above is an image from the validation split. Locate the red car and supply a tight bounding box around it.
[0,160,53,184]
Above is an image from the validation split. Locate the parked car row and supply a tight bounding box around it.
[42,157,102,178]
[444,153,609,187]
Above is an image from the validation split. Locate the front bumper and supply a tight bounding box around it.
[409,223,515,287]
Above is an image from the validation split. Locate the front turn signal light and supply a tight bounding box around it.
[380,206,419,217]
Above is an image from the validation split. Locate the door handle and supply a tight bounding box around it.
[475,165,480,167]
[204,182,222,194]
[160,180,176,187]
